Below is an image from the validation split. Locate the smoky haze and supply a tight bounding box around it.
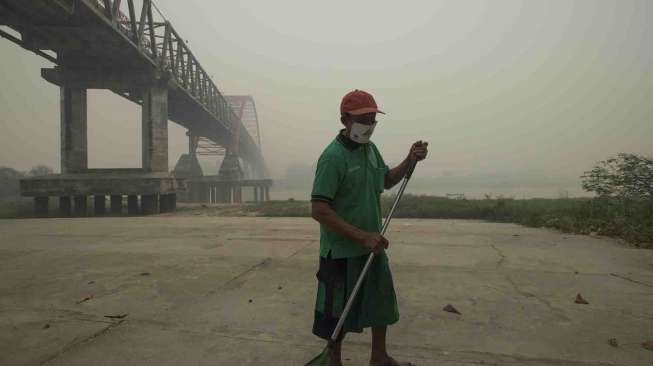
[1,0,651,198]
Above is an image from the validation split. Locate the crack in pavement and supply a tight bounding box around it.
[39,319,125,365]
[610,273,653,289]
[0,307,115,325]
[207,257,272,293]
[286,240,315,259]
[504,274,571,322]
[490,244,506,268]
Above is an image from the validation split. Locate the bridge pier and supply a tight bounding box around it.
[142,86,168,173]
[21,69,185,217]
[60,87,88,174]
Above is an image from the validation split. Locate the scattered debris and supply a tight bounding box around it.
[575,293,589,305]
[248,299,253,303]
[76,295,93,304]
[608,338,618,348]
[43,323,50,329]
[443,304,461,315]
[642,340,653,351]
[87,281,95,285]
[139,272,151,276]
[277,286,283,290]
[104,314,128,319]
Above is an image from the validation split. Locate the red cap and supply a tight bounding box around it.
[340,89,385,116]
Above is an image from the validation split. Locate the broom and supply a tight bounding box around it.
[305,161,417,366]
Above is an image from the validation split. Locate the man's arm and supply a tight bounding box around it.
[384,141,429,189]
[311,201,388,253]
[384,157,413,189]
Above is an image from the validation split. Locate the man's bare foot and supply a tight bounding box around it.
[369,354,416,366]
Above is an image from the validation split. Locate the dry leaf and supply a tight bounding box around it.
[642,340,653,351]
[575,293,589,304]
[443,304,461,315]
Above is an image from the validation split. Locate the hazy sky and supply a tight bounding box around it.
[1,0,651,197]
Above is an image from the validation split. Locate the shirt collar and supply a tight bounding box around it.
[337,129,363,151]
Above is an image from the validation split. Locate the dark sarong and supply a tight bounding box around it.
[312,250,399,341]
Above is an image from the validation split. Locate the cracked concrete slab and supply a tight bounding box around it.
[0,217,652,365]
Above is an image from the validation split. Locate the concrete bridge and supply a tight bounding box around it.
[0,0,272,216]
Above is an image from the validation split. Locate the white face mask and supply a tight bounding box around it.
[349,121,377,144]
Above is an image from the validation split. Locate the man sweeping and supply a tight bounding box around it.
[310,89,428,366]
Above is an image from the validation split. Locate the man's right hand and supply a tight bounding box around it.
[361,232,389,254]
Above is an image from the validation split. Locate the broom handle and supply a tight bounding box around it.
[329,161,416,343]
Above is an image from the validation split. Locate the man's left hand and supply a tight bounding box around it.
[408,141,429,164]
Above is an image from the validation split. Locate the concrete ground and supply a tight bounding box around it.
[0,216,652,366]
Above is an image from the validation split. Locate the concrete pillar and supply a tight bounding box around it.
[59,196,72,217]
[60,87,87,174]
[264,186,270,202]
[35,197,49,217]
[190,183,199,203]
[73,196,87,216]
[142,194,159,215]
[234,186,242,204]
[159,194,167,213]
[94,195,106,216]
[110,195,123,215]
[253,186,259,202]
[203,183,210,203]
[160,194,171,213]
[142,85,168,172]
[127,195,139,215]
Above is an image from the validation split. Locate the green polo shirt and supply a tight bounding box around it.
[311,131,390,259]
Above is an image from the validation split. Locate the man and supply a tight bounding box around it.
[311,89,428,366]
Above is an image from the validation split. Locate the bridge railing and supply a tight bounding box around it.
[85,0,260,153]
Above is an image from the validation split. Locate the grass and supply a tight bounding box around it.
[386,195,653,246]
[215,195,653,248]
